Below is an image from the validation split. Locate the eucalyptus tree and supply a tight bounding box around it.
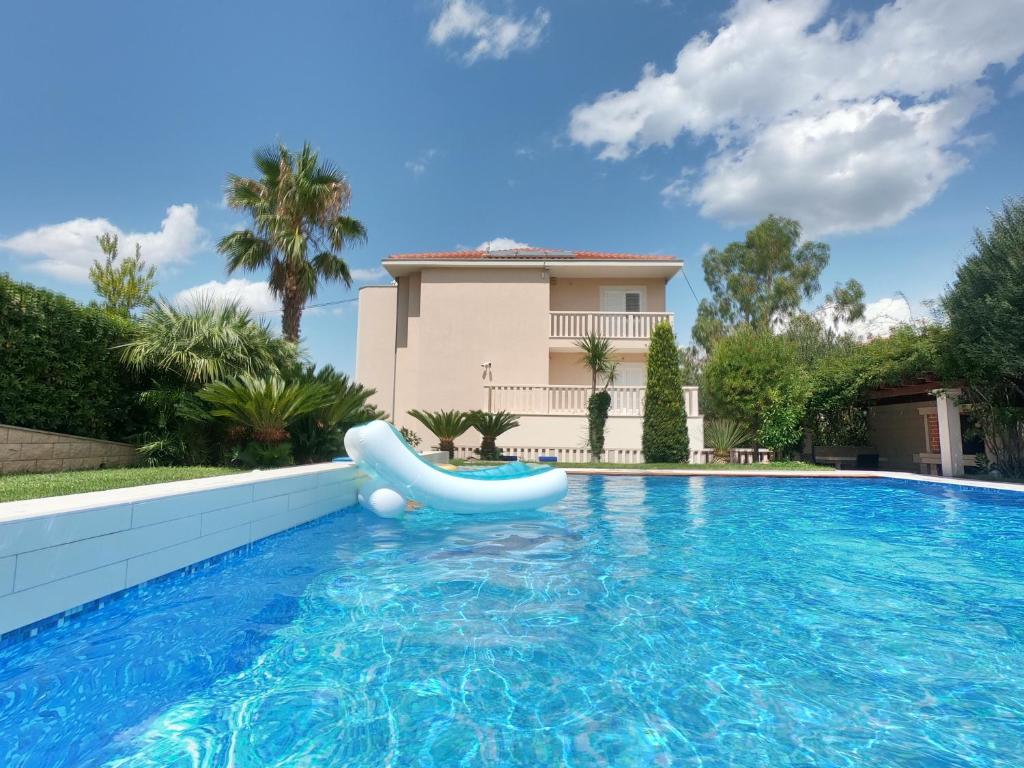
[693,215,864,351]
[218,142,367,342]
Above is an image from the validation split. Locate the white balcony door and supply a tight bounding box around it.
[616,362,646,387]
[601,287,645,312]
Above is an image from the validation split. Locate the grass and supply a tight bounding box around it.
[0,466,242,503]
[453,459,829,471]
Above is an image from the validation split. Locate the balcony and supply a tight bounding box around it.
[549,311,674,345]
[486,384,700,418]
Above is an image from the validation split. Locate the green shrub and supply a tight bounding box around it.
[703,326,800,454]
[0,274,143,440]
[759,376,811,458]
[587,390,612,460]
[642,321,689,462]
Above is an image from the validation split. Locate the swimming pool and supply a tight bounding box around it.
[2,475,1023,766]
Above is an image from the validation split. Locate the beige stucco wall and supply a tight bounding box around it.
[550,277,667,311]
[0,425,138,475]
[354,285,397,415]
[392,267,550,441]
[549,351,650,386]
[868,402,930,472]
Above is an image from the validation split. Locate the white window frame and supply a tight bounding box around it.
[600,286,647,312]
[616,361,647,387]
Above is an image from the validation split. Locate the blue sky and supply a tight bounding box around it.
[2,0,1022,374]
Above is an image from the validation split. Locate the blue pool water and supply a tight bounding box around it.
[2,476,1024,766]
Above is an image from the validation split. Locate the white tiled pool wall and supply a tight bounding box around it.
[0,464,364,639]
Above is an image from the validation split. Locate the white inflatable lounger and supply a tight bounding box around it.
[343,420,568,515]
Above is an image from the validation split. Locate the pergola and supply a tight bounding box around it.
[867,379,971,477]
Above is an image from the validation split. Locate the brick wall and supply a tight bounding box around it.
[0,424,138,475]
[925,413,941,453]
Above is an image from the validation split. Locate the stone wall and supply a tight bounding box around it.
[0,424,138,475]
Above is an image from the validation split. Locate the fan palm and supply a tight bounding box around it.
[468,410,520,459]
[575,332,617,393]
[198,375,333,444]
[120,298,295,384]
[408,409,473,459]
[218,142,367,342]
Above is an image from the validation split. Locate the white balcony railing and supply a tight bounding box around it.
[550,311,673,340]
[486,385,700,418]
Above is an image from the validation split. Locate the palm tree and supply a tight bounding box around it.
[218,142,367,342]
[575,332,616,393]
[469,411,520,460]
[198,374,333,444]
[408,409,473,459]
[120,298,295,384]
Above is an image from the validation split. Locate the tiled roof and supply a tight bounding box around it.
[386,247,678,262]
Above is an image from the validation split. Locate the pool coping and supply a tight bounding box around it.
[561,467,1024,493]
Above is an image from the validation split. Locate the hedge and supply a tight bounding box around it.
[0,274,143,440]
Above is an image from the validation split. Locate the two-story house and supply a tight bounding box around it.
[355,247,704,463]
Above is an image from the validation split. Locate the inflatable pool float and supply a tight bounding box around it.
[343,420,568,516]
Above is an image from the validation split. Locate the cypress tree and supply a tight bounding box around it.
[642,321,690,462]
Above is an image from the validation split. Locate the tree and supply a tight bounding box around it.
[642,321,689,462]
[469,411,520,460]
[702,326,800,459]
[575,332,616,393]
[218,142,367,342]
[408,409,473,459]
[693,215,863,350]
[120,298,296,384]
[120,298,298,466]
[88,233,156,317]
[943,197,1024,476]
[575,332,617,459]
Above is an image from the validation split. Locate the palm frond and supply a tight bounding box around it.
[199,374,333,440]
[119,298,297,384]
[217,142,366,341]
[468,410,520,438]
[408,409,473,441]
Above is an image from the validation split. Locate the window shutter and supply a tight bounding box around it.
[625,292,641,312]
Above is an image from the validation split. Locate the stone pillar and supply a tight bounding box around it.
[936,390,964,477]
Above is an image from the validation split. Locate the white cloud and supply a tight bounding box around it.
[174,278,280,314]
[1012,73,1024,96]
[429,0,550,63]
[0,204,204,282]
[405,148,438,175]
[477,237,531,251]
[350,266,388,281]
[818,295,924,340]
[571,0,1024,234]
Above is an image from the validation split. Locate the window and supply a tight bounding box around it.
[601,287,646,312]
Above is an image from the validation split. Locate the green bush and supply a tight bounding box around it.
[759,376,811,458]
[0,274,143,440]
[642,321,689,462]
[703,326,800,455]
[587,390,612,460]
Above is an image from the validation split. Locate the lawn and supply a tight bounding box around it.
[453,460,830,471]
[0,466,242,503]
